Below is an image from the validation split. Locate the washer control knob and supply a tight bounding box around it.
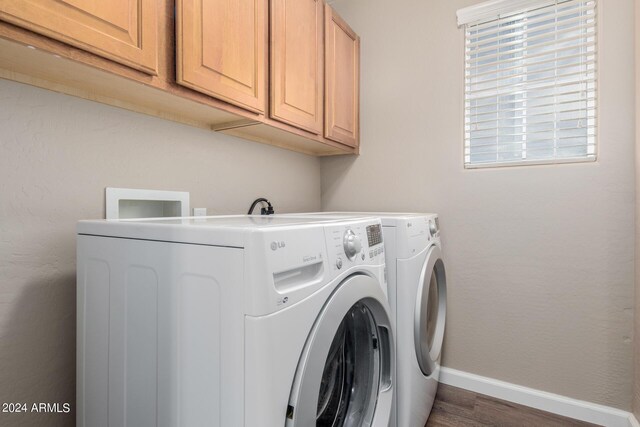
[429,221,438,237]
[343,229,362,260]
[336,258,343,269]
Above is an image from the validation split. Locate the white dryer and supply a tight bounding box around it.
[383,213,446,427]
[283,212,447,427]
[76,215,394,427]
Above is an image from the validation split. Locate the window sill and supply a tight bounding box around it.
[464,156,597,169]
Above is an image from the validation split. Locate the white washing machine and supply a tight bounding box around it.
[76,215,394,427]
[283,212,447,427]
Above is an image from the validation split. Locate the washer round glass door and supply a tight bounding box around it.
[286,274,393,427]
[316,302,379,426]
[414,245,447,376]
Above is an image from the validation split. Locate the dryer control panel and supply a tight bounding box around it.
[394,214,441,258]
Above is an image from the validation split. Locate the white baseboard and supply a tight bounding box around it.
[439,367,633,427]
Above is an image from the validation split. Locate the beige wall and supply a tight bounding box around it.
[635,0,640,419]
[0,79,321,426]
[325,0,635,409]
[0,0,636,422]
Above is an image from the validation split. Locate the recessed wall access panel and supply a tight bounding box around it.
[105,188,190,220]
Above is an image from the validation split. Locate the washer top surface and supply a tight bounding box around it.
[285,212,437,227]
[281,211,438,222]
[86,214,355,228]
[77,214,381,248]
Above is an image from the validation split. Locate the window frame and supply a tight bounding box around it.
[460,0,599,169]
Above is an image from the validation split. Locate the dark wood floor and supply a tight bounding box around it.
[425,384,600,427]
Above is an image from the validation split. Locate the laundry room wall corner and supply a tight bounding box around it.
[0,80,321,427]
[322,0,635,410]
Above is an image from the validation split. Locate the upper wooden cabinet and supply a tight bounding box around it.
[0,0,159,75]
[0,0,361,155]
[176,0,267,114]
[270,0,324,135]
[324,4,360,148]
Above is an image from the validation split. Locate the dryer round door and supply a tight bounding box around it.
[415,245,447,376]
[286,274,394,427]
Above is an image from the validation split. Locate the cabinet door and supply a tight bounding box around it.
[324,5,360,147]
[0,0,158,74]
[270,0,323,134]
[177,0,267,114]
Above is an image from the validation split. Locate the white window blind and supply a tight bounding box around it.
[462,0,597,167]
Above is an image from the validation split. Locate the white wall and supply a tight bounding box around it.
[0,79,321,426]
[323,0,635,409]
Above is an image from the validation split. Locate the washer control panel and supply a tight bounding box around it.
[366,223,383,246]
[325,219,384,271]
[343,229,362,260]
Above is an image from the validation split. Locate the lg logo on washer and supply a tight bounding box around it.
[270,240,286,250]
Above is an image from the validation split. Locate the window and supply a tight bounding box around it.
[458,0,597,168]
